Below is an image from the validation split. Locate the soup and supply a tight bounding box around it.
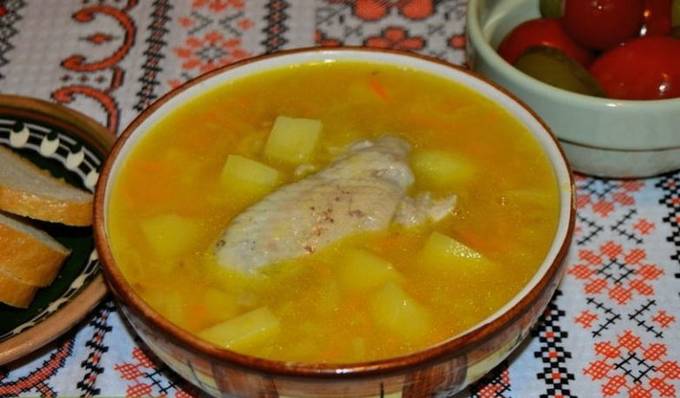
[108,61,559,364]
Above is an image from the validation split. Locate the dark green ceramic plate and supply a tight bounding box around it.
[0,95,113,365]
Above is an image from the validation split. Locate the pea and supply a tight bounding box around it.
[514,46,604,97]
[540,0,563,18]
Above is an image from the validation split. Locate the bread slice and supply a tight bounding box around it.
[0,212,70,286]
[0,268,38,308]
[0,146,93,226]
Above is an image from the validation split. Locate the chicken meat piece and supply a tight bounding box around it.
[215,136,455,273]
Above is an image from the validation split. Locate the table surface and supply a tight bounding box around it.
[1,1,679,397]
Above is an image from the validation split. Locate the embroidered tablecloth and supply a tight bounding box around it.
[0,1,678,397]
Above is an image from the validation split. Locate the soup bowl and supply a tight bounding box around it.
[94,48,575,397]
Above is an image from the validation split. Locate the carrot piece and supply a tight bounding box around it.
[369,77,389,101]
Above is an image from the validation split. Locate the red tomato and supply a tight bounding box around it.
[498,18,594,67]
[590,36,680,99]
[642,0,673,36]
[563,0,645,50]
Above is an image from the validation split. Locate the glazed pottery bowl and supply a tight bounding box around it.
[466,0,680,178]
[0,95,111,365]
[94,48,575,397]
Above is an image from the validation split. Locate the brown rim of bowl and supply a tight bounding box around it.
[94,46,576,379]
[0,94,113,366]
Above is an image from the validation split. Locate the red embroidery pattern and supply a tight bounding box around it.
[83,32,115,45]
[338,0,435,21]
[51,1,137,133]
[134,0,172,112]
[193,0,245,12]
[475,368,511,398]
[568,242,663,305]
[174,32,249,74]
[652,311,676,329]
[316,0,467,64]
[469,362,511,398]
[577,177,645,218]
[584,331,680,397]
[169,0,252,88]
[76,302,116,396]
[0,338,73,397]
[315,30,343,47]
[113,347,197,398]
[633,219,655,235]
[364,26,425,50]
[449,33,466,49]
[576,310,599,329]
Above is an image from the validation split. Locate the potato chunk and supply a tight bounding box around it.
[140,214,202,258]
[371,282,431,341]
[337,249,402,292]
[198,307,280,350]
[419,232,495,273]
[201,287,241,326]
[411,149,474,189]
[264,116,322,164]
[421,231,482,261]
[220,154,281,198]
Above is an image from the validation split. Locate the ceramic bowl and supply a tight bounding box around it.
[94,48,575,397]
[0,95,112,365]
[466,0,680,178]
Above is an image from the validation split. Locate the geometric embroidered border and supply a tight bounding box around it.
[533,291,576,398]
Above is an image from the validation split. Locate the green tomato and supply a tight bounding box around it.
[514,46,604,97]
[540,0,563,18]
[673,0,680,27]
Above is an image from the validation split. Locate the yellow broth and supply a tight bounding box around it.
[108,61,559,363]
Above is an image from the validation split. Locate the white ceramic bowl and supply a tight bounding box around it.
[467,0,680,178]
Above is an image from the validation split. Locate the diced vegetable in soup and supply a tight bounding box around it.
[108,61,560,364]
[264,116,323,164]
[220,154,281,200]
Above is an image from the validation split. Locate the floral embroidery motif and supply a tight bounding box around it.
[568,242,664,305]
[169,0,252,87]
[577,177,644,218]
[174,31,249,74]
[317,0,466,64]
[584,331,680,397]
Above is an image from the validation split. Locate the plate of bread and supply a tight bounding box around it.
[0,95,113,365]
